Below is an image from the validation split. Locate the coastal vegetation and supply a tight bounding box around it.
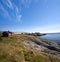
[0,33,60,62]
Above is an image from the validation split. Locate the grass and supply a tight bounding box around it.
[0,34,60,62]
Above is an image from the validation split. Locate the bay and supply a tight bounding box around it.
[40,33,60,43]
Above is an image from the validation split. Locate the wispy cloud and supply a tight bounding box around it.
[17,15,22,22]
[0,0,39,22]
[2,0,13,9]
[7,0,13,8]
[0,0,22,22]
[15,6,22,21]
[21,0,32,8]
[21,0,39,8]
[0,2,10,18]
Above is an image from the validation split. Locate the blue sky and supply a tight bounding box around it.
[0,0,60,33]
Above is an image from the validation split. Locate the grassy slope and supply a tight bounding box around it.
[0,34,60,62]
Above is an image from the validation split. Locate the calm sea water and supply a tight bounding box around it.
[40,33,60,43]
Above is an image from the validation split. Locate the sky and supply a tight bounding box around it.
[0,0,60,33]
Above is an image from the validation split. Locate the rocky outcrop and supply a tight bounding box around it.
[21,36,60,59]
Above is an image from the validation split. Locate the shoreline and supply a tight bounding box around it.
[0,34,60,60]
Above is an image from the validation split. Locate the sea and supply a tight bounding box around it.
[40,33,60,43]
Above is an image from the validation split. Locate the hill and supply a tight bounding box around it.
[0,34,60,62]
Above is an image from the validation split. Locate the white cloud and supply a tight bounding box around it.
[0,0,40,22]
[7,0,22,22]
[15,6,22,22]
[0,2,10,18]
[2,0,13,9]
[0,0,22,22]
[17,15,22,21]
[7,0,13,8]
[16,6,19,14]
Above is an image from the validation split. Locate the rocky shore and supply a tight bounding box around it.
[0,34,60,62]
[21,35,60,59]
